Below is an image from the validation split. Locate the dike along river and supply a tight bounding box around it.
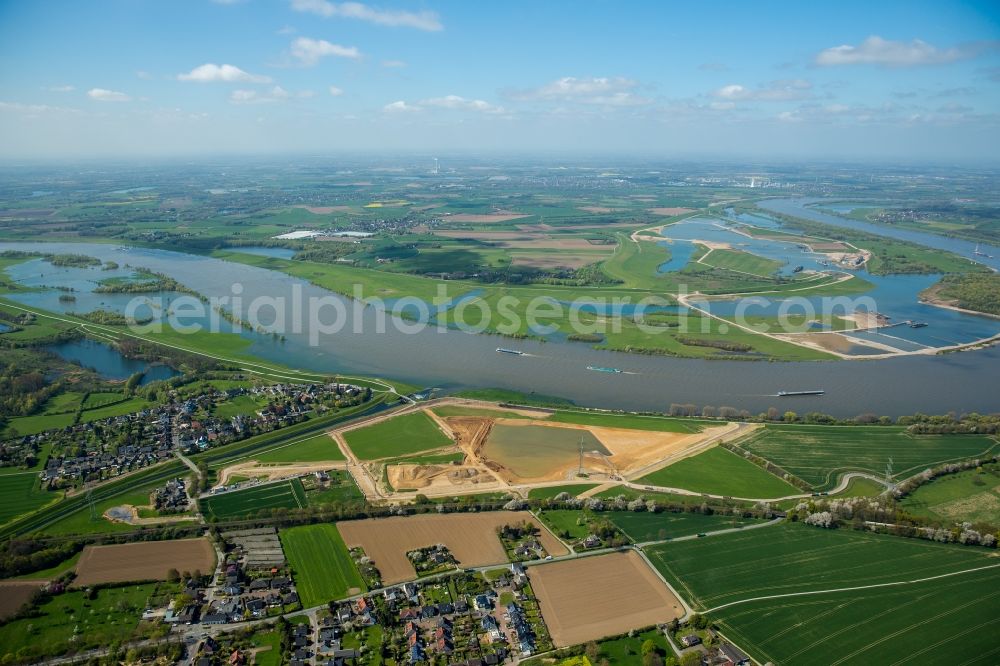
[2,241,999,418]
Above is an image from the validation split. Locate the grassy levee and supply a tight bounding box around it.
[700,248,783,277]
[647,523,1000,665]
[0,460,187,539]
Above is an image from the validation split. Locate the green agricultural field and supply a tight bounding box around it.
[647,524,1000,666]
[281,523,366,607]
[251,432,346,464]
[80,391,126,410]
[201,478,308,520]
[637,447,799,498]
[527,483,599,500]
[0,470,60,526]
[2,391,84,436]
[740,425,1000,490]
[343,410,453,460]
[646,522,996,609]
[900,465,1000,526]
[608,510,766,542]
[711,567,1000,666]
[78,397,154,423]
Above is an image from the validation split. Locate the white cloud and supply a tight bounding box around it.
[87,88,131,102]
[510,77,651,106]
[382,59,407,68]
[136,70,153,80]
[815,36,994,67]
[383,100,419,113]
[277,25,297,35]
[290,37,361,66]
[712,79,813,102]
[290,0,442,31]
[329,86,344,96]
[230,86,301,104]
[44,85,75,93]
[419,95,505,114]
[178,63,271,83]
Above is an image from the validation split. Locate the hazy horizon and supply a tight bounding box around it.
[1,0,998,161]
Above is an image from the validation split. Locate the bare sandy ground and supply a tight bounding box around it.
[479,417,734,484]
[337,512,567,584]
[74,538,216,586]
[218,461,346,485]
[528,551,684,646]
[386,462,500,491]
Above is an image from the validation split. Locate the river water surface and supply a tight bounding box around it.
[2,240,999,418]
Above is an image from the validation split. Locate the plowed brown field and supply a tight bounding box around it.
[337,512,567,584]
[74,538,216,586]
[528,551,684,646]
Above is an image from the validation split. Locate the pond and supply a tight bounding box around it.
[46,338,180,384]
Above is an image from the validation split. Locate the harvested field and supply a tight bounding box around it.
[528,551,683,646]
[648,207,695,216]
[0,581,44,620]
[337,512,567,584]
[73,538,215,586]
[445,213,530,223]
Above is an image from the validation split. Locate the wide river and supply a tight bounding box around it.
[2,231,999,417]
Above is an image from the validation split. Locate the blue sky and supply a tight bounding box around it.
[1,0,998,160]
